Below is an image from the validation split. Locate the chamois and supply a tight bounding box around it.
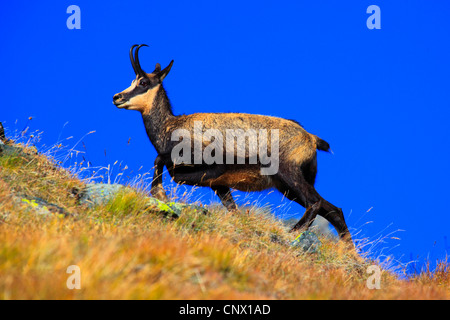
[113,44,352,243]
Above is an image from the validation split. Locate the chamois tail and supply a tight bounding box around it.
[313,135,330,152]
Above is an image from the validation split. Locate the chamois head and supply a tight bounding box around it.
[113,44,173,114]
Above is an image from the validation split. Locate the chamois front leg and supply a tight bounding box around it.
[151,155,168,202]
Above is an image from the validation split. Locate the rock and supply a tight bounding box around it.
[19,197,71,217]
[0,143,37,160]
[310,215,337,238]
[77,183,208,218]
[291,230,321,254]
[165,202,209,216]
[284,215,337,239]
[78,183,127,208]
[143,196,180,218]
[143,197,208,218]
[0,144,25,156]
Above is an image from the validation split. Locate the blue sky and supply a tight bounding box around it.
[1,1,449,272]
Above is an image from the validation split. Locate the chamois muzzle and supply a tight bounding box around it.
[113,93,123,104]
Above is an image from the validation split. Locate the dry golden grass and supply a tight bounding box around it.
[0,142,449,300]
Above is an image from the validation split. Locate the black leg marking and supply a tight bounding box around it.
[276,169,353,244]
[150,155,168,201]
[290,200,322,232]
[211,186,237,211]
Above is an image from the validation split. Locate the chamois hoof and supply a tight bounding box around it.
[150,188,168,202]
[226,206,239,215]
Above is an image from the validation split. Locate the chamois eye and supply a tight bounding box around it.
[139,80,149,87]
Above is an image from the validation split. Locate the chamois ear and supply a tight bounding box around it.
[157,60,174,82]
[152,63,161,73]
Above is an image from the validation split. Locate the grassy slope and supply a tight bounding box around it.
[0,142,448,300]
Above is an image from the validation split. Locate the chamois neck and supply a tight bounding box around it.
[141,85,174,154]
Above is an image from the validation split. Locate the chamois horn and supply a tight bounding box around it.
[134,44,148,77]
[129,44,139,75]
[129,44,148,77]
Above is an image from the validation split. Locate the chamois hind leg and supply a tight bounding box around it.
[290,200,323,232]
[275,170,352,243]
[276,180,321,232]
[316,199,353,243]
[211,186,237,212]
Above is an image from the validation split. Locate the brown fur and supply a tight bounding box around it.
[200,165,274,191]
[164,113,318,158]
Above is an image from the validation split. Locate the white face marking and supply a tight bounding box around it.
[114,75,160,114]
